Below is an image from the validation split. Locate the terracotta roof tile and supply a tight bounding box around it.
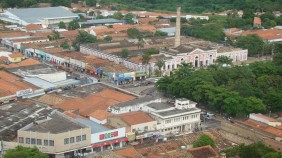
[114,112,155,125]
[241,29,282,40]
[89,109,112,121]
[25,24,42,31]
[114,146,141,158]
[253,17,262,25]
[243,119,282,137]
[4,58,41,68]
[9,52,24,58]
[53,88,135,117]
[0,71,37,95]
[0,31,30,39]
[188,145,219,158]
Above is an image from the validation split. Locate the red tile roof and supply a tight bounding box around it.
[253,17,262,25]
[243,119,282,137]
[54,88,135,117]
[25,24,42,31]
[240,29,282,41]
[0,71,37,96]
[114,146,141,158]
[9,52,24,58]
[89,110,112,121]
[2,58,41,68]
[115,112,155,125]
[188,145,219,158]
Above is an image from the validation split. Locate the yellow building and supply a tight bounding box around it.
[9,52,25,63]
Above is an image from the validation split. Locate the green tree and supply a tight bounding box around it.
[193,134,215,148]
[4,146,48,158]
[51,0,71,7]
[216,56,233,66]
[154,30,168,37]
[86,0,96,6]
[121,48,129,58]
[137,36,145,49]
[68,20,80,30]
[235,35,264,57]
[47,31,60,41]
[276,16,282,25]
[112,12,123,20]
[141,53,152,76]
[60,40,70,49]
[262,152,282,158]
[262,18,277,29]
[127,28,141,38]
[225,142,275,158]
[156,59,165,76]
[76,31,97,44]
[73,31,97,50]
[124,13,135,24]
[58,21,66,29]
[145,48,159,55]
[273,53,282,66]
[103,36,112,42]
[96,15,106,19]
[172,63,194,79]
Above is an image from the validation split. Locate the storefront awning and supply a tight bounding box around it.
[92,137,128,148]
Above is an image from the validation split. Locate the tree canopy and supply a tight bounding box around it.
[68,20,80,30]
[4,146,48,158]
[181,24,225,42]
[193,134,215,148]
[127,28,141,39]
[58,21,66,29]
[235,35,264,57]
[156,57,282,116]
[225,142,277,158]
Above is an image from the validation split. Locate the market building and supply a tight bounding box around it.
[0,7,79,28]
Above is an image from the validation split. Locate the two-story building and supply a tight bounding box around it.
[144,98,201,135]
[108,96,161,114]
[17,111,91,158]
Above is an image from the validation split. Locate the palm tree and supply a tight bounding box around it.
[156,59,165,77]
[172,63,194,79]
[141,53,152,77]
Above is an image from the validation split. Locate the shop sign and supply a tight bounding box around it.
[99,131,118,140]
[135,71,146,77]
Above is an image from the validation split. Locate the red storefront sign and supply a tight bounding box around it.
[92,137,128,148]
[99,131,118,140]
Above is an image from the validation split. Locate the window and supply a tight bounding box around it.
[37,139,42,145]
[31,138,36,144]
[26,138,30,144]
[44,140,48,146]
[64,138,69,145]
[70,137,74,144]
[76,136,81,142]
[165,119,171,124]
[82,135,86,141]
[19,137,24,144]
[49,140,54,146]
[144,126,148,131]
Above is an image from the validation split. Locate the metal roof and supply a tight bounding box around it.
[157,27,176,34]
[7,7,79,24]
[79,18,123,25]
[76,118,110,134]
